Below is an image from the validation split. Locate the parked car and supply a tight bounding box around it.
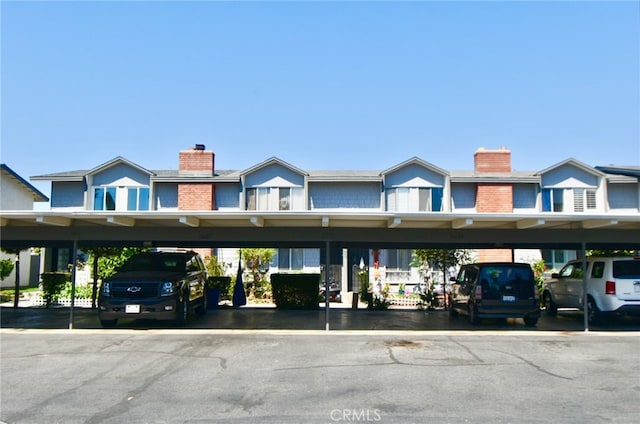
[448,262,540,326]
[542,257,640,324]
[98,250,208,327]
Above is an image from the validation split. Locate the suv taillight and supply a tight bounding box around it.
[475,285,483,300]
[605,281,616,295]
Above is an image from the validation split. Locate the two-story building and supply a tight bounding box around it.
[25,145,640,293]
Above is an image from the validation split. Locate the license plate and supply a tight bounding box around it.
[502,295,516,302]
[125,304,140,313]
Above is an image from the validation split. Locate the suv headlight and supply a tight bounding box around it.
[101,281,111,297]
[161,281,180,296]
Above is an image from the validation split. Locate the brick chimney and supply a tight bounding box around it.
[178,145,215,211]
[474,147,513,262]
[474,147,511,173]
[179,144,215,176]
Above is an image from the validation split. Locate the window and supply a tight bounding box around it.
[542,188,564,212]
[246,187,302,211]
[275,248,304,270]
[386,249,411,271]
[94,186,149,211]
[543,188,596,212]
[574,189,597,212]
[279,188,291,211]
[388,187,443,212]
[94,187,116,210]
[127,187,150,211]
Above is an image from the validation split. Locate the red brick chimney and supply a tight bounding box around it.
[474,147,511,173]
[178,145,215,211]
[179,144,215,176]
[474,147,513,262]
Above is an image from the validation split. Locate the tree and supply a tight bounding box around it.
[241,248,275,300]
[412,249,472,309]
[1,247,23,308]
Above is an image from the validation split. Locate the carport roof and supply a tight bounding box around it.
[1,210,639,250]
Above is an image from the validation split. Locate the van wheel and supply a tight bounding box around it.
[542,292,557,316]
[448,296,458,317]
[469,304,480,325]
[523,315,538,327]
[587,297,600,325]
[100,319,117,328]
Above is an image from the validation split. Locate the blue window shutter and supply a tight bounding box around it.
[139,188,150,210]
[127,188,137,211]
[542,189,551,211]
[431,188,443,212]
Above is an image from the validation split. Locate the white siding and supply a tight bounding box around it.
[309,182,381,210]
[50,181,85,210]
[607,183,639,213]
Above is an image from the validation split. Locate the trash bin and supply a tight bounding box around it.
[207,288,221,310]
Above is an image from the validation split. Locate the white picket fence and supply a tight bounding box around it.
[29,296,93,308]
[387,295,421,308]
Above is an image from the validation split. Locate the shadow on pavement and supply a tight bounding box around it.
[2,305,639,332]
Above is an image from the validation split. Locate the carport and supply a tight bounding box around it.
[2,210,639,331]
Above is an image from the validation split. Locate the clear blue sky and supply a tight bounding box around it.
[2,1,638,201]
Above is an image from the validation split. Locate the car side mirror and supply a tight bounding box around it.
[551,273,559,278]
[449,277,457,282]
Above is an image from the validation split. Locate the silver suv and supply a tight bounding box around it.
[542,257,640,324]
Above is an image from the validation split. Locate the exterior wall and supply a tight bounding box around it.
[244,164,304,188]
[541,166,599,188]
[309,182,381,210]
[513,184,537,212]
[0,176,35,210]
[92,164,150,186]
[384,164,445,187]
[154,183,178,210]
[50,181,85,210]
[214,183,241,210]
[606,182,639,213]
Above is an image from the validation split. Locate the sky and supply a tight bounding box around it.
[1,0,639,203]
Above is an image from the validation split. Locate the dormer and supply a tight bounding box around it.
[382,157,450,212]
[537,158,605,213]
[86,157,154,211]
[240,157,307,211]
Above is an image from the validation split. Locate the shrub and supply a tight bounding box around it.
[40,272,71,307]
[271,273,320,310]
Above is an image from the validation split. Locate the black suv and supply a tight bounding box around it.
[98,250,208,327]
[448,262,540,326]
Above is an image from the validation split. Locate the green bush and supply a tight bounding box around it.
[208,276,232,301]
[59,282,93,299]
[271,273,320,310]
[40,272,71,307]
[0,259,15,281]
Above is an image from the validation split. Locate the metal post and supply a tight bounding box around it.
[325,240,331,331]
[582,241,588,332]
[69,239,78,330]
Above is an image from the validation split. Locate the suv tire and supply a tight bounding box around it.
[587,296,601,325]
[176,297,189,326]
[542,292,557,316]
[469,303,480,325]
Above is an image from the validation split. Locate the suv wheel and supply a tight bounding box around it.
[100,319,117,328]
[542,292,557,316]
[195,292,208,316]
[523,315,538,327]
[587,296,600,325]
[176,298,189,325]
[468,303,480,325]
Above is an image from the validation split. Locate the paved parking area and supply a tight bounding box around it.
[2,305,639,332]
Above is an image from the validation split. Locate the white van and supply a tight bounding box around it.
[542,257,640,324]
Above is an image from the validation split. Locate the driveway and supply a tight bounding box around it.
[1,305,639,332]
